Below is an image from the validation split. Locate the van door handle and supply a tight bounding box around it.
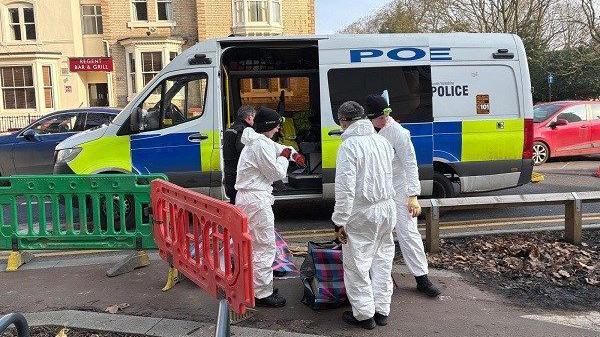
[328,129,343,136]
[188,133,208,142]
[579,125,588,128]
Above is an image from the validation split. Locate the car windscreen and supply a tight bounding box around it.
[533,104,564,122]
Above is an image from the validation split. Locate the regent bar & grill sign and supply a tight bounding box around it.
[69,57,113,72]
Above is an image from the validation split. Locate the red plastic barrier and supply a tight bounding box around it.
[151,179,254,314]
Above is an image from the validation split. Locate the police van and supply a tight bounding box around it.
[55,33,534,200]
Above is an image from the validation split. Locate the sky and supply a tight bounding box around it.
[315,0,391,34]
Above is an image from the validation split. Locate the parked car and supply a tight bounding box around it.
[533,101,600,165]
[0,108,119,175]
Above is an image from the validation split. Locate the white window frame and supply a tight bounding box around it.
[7,3,36,42]
[131,0,148,21]
[140,51,163,87]
[124,42,182,98]
[1,66,37,110]
[156,0,173,21]
[81,4,103,35]
[233,0,245,25]
[271,0,281,24]
[42,65,53,109]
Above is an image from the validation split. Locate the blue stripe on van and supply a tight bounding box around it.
[131,133,200,174]
[402,123,433,165]
[433,121,462,162]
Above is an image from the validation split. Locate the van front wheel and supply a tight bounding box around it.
[432,172,456,199]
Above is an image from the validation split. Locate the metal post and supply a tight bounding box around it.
[565,193,582,245]
[215,299,230,337]
[0,313,30,337]
[425,200,440,253]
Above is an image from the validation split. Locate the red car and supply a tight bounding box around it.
[533,101,600,165]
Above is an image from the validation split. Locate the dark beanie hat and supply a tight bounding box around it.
[253,106,283,133]
[365,94,391,119]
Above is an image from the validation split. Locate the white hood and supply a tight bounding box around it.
[341,119,376,140]
[240,127,265,146]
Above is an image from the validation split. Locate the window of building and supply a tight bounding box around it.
[132,0,148,21]
[127,53,136,94]
[234,1,244,24]
[81,5,103,34]
[141,52,162,86]
[248,1,267,22]
[279,77,290,90]
[1,66,36,110]
[135,73,209,132]
[8,4,36,41]
[42,66,53,109]
[157,0,173,21]
[252,78,269,90]
[271,0,281,23]
[327,66,433,124]
[169,52,178,62]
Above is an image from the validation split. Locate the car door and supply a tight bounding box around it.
[130,70,214,187]
[589,103,600,152]
[550,104,591,156]
[12,112,85,174]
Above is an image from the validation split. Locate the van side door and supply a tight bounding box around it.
[128,70,214,187]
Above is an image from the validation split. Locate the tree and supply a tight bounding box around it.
[581,0,600,45]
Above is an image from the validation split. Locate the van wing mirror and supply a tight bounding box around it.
[130,108,142,133]
[328,129,343,136]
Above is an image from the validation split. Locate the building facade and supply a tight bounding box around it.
[0,0,314,120]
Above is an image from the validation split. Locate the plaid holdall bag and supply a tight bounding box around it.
[300,241,348,310]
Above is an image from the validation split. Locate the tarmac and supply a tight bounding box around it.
[1,250,599,337]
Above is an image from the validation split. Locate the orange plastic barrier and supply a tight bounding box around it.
[151,179,254,314]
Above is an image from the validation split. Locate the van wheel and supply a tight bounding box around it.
[532,142,549,165]
[432,172,456,199]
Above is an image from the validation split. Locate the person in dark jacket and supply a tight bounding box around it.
[223,105,256,204]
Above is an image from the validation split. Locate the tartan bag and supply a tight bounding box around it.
[300,241,348,310]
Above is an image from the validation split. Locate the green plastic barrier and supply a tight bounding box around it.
[0,174,166,251]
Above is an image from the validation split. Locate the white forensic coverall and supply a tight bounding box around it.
[332,119,397,321]
[378,117,428,277]
[235,127,290,299]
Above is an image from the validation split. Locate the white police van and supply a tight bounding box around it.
[56,33,534,199]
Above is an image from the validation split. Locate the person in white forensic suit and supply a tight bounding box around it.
[332,101,397,330]
[235,106,305,308]
[365,94,441,297]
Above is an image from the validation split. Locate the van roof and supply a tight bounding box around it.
[213,33,520,48]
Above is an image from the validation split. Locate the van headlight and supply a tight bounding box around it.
[55,147,82,164]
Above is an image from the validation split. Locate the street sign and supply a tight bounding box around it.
[547,73,555,84]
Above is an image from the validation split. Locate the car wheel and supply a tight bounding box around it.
[432,172,456,199]
[532,142,549,165]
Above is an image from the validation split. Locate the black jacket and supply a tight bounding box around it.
[223,120,251,188]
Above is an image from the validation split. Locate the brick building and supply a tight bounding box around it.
[0,0,315,123]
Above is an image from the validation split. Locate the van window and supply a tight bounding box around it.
[136,73,208,132]
[327,66,433,124]
[557,105,587,123]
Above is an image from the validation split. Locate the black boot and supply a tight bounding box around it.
[342,311,376,330]
[415,275,441,297]
[255,292,286,308]
[374,312,388,326]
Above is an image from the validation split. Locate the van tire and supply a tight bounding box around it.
[432,172,456,199]
[532,141,549,165]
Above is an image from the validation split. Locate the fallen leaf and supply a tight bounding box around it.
[55,328,69,337]
[105,302,130,314]
[558,270,571,278]
[585,278,599,286]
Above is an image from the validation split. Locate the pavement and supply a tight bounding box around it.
[1,251,599,336]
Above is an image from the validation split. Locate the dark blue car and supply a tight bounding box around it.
[0,108,119,175]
